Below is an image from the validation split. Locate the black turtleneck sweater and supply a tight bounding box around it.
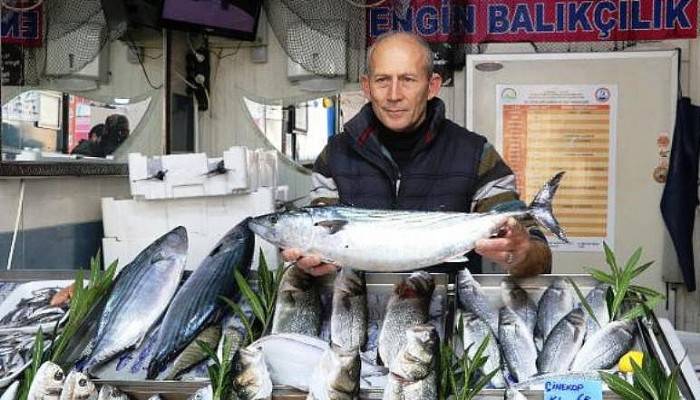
[377,118,429,172]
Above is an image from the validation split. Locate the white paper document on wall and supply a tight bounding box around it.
[496,84,617,252]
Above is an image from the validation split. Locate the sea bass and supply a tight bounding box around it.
[378,272,434,368]
[249,173,568,272]
[146,220,254,379]
[499,307,538,383]
[382,325,438,400]
[570,320,636,371]
[58,371,96,400]
[307,345,361,400]
[271,265,321,336]
[501,277,537,333]
[461,312,506,389]
[331,268,368,351]
[536,308,586,373]
[27,362,64,400]
[457,270,498,335]
[85,227,188,370]
[536,278,575,342]
[583,283,611,337]
[233,347,272,400]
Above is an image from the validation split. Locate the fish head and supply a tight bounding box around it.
[248,210,313,249]
[396,272,434,299]
[159,226,189,259]
[325,344,361,394]
[278,266,316,296]
[72,372,96,399]
[189,385,213,400]
[550,277,571,294]
[392,325,437,380]
[98,385,129,400]
[334,268,366,295]
[37,362,65,394]
[234,347,271,400]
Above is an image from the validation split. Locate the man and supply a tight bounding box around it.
[284,32,551,277]
[101,114,130,155]
[71,123,105,157]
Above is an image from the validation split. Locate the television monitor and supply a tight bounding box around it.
[160,0,261,41]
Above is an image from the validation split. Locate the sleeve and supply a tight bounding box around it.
[309,146,340,206]
[470,143,546,243]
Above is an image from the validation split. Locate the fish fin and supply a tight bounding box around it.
[314,220,348,234]
[444,255,469,263]
[528,171,569,243]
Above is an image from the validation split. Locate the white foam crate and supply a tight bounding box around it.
[128,147,279,200]
[102,187,281,271]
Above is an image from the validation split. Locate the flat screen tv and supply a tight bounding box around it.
[160,0,261,41]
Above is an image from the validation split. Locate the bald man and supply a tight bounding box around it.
[284,32,552,277]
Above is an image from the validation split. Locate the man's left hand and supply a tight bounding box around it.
[474,217,549,277]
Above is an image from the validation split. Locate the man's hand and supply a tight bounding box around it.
[281,248,337,277]
[474,217,551,277]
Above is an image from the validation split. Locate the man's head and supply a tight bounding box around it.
[88,123,105,143]
[105,114,130,143]
[361,32,442,133]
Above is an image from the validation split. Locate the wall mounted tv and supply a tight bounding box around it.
[161,0,261,41]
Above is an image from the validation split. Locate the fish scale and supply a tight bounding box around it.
[536,308,586,373]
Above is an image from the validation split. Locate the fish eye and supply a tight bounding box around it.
[270,215,278,224]
[78,378,87,387]
[54,371,63,381]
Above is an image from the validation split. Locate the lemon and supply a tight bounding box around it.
[618,351,644,372]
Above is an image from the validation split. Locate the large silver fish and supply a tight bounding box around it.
[271,265,321,336]
[331,268,368,351]
[378,272,434,368]
[583,283,611,337]
[307,345,360,400]
[147,221,254,379]
[96,385,129,400]
[536,278,575,342]
[249,173,568,272]
[86,227,188,370]
[58,371,96,400]
[536,308,586,374]
[161,325,222,380]
[233,347,272,400]
[501,277,537,333]
[457,270,498,335]
[498,307,538,383]
[461,312,506,389]
[27,362,64,400]
[570,320,636,371]
[382,325,438,400]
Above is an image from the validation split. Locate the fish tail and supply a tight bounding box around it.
[527,171,569,243]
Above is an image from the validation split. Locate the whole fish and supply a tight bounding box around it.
[583,283,611,337]
[457,270,498,335]
[382,325,438,400]
[570,320,636,371]
[97,385,129,400]
[233,347,272,400]
[1,381,19,400]
[161,325,222,380]
[59,371,96,400]
[536,278,575,342]
[146,220,254,379]
[307,345,361,400]
[331,268,368,351]
[536,308,586,373]
[498,307,538,383]
[461,312,506,389]
[249,173,568,272]
[270,265,321,336]
[501,277,537,333]
[27,362,64,400]
[85,227,188,370]
[188,385,212,400]
[378,272,434,368]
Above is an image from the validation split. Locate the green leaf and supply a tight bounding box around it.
[605,287,616,320]
[631,358,660,400]
[603,242,620,278]
[620,296,662,321]
[234,270,265,323]
[600,371,647,400]
[587,268,615,284]
[622,247,643,280]
[630,285,664,299]
[568,278,601,328]
[630,261,655,281]
[663,364,682,400]
[220,297,256,346]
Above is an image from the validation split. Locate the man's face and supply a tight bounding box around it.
[361,36,442,133]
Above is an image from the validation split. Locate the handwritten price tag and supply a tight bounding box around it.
[543,379,603,400]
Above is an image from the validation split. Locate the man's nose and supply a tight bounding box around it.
[388,78,403,101]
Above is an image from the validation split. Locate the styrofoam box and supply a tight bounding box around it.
[128,147,278,200]
[102,187,281,271]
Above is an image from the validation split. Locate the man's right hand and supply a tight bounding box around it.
[281,248,337,276]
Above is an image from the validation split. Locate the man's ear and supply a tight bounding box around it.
[427,73,442,99]
[360,74,371,99]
